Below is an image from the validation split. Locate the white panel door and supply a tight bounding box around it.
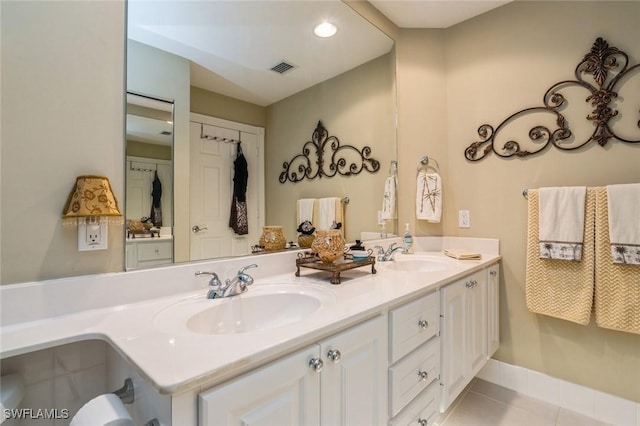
[189,120,261,260]
[320,315,388,426]
[199,346,320,426]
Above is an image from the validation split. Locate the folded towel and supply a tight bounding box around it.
[525,188,595,325]
[416,171,442,222]
[538,186,586,261]
[317,197,342,231]
[595,187,640,334]
[297,198,316,226]
[381,176,397,220]
[444,249,481,260]
[606,183,640,265]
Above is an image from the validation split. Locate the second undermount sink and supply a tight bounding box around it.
[384,255,456,272]
[154,284,335,335]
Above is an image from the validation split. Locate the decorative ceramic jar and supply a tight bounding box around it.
[311,229,345,264]
[259,226,287,251]
[298,234,315,248]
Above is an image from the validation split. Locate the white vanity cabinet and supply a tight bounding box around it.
[388,290,441,425]
[126,238,172,268]
[439,265,500,412]
[198,314,388,426]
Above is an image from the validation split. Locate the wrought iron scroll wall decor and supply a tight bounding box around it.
[465,37,640,162]
[279,121,380,183]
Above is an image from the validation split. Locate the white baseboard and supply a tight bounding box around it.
[477,359,640,426]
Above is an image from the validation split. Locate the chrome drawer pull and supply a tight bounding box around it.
[490,270,497,277]
[418,370,428,381]
[309,358,323,373]
[418,320,429,330]
[417,419,428,426]
[327,349,341,363]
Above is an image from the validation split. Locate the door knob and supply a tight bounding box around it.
[191,225,208,233]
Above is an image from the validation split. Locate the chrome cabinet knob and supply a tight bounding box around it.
[490,270,497,277]
[417,418,428,426]
[418,370,428,381]
[327,349,341,363]
[465,280,473,288]
[418,319,429,330]
[309,357,324,373]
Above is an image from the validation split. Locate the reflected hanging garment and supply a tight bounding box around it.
[229,143,248,235]
[150,170,162,226]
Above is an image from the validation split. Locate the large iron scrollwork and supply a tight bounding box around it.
[465,37,640,161]
[279,121,380,183]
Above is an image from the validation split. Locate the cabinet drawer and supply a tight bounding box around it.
[389,290,439,363]
[137,241,172,261]
[389,337,440,417]
[389,380,439,426]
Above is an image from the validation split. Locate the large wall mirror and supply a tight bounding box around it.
[126,0,397,268]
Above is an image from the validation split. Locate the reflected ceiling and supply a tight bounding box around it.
[128,1,394,106]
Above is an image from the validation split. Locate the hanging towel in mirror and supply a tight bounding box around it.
[538,186,586,261]
[416,171,441,222]
[229,143,248,235]
[605,183,640,265]
[150,170,162,226]
[381,175,397,220]
[317,197,342,231]
[297,198,316,226]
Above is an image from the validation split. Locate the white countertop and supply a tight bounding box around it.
[0,237,500,395]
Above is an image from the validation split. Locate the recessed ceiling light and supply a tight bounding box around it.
[313,22,337,38]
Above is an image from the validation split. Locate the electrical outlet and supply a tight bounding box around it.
[458,210,470,228]
[78,219,108,251]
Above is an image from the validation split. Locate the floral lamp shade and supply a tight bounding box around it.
[62,175,122,224]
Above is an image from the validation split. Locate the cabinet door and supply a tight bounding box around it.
[320,315,388,426]
[467,270,487,376]
[487,265,500,357]
[440,279,467,412]
[199,346,320,426]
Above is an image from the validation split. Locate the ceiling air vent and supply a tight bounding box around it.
[270,61,295,74]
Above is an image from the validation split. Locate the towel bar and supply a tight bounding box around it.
[522,189,529,199]
[417,156,440,174]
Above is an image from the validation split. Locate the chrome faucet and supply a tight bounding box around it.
[195,264,258,299]
[373,242,406,262]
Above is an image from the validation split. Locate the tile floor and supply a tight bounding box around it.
[438,378,611,426]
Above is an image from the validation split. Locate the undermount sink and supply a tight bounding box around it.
[384,255,456,272]
[154,284,335,335]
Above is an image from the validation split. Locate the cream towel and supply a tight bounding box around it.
[525,188,595,325]
[297,198,316,226]
[317,197,343,231]
[538,186,586,261]
[416,171,442,222]
[381,176,397,220]
[595,187,640,334]
[606,183,640,265]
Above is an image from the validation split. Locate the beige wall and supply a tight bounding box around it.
[396,1,640,401]
[190,86,266,129]
[265,52,397,242]
[1,1,126,284]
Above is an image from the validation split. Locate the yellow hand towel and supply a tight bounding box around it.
[444,249,481,260]
[525,188,595,325]
[594,187,640,334]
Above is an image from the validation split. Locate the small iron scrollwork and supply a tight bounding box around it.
[279,121,380,183]
[465,37,640,161]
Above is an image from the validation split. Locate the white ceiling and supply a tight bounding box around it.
[369,0,511,28]
[128,1,511,107]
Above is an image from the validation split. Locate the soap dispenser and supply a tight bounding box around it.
[403,223,413,254]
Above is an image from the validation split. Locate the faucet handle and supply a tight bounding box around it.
[238,263,258,274]
[195,271,222,287]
